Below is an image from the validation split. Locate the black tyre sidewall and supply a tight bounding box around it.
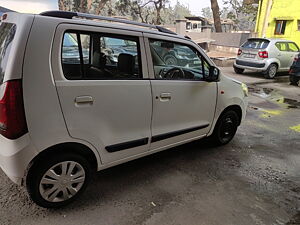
[164,55,178,65]
[234,67,244,74]
[264,64,277,79]
[26,153,91,208]
[213,111,239,145]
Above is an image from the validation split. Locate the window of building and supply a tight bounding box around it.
[274,20,287,35]
[61,31,141,80]
[149,39,209,80]
[298,20,300,31]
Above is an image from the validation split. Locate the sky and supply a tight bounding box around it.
[0,0,224,15]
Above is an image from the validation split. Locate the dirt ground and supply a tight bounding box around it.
[0,68,299,225]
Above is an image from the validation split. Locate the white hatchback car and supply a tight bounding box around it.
[0,11,248,208]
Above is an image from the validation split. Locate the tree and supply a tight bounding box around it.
[223,0,258,30]
[201,7,213,19]
[210,0,222,32]
[58,0,109,14]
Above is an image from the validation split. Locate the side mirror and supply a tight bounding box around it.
[206,66,220,82]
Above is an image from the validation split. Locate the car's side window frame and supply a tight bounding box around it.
[287,42,299,52]
[145,36,212,81]
[61,29,144,80]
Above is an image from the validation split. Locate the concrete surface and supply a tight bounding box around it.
[0,68,299,225]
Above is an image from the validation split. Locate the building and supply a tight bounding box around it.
[185,16,235,33]
[255,0,300,46]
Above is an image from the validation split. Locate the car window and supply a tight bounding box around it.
[149,39,208,80]
[61,31,141,80]
[0,23,16,84]
[242,39,269,49]
[287,42,299,52]
[275,42,288,51]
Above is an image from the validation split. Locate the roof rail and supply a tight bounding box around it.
[40,11,177,35]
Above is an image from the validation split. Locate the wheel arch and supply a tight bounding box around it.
[26,142,98,175]
[217,105,243,126]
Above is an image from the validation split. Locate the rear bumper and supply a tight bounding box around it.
[0,134,38,185]
[234,59,268,71]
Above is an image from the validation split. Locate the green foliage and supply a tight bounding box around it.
[58,0,194,25]
[223,0,258,30]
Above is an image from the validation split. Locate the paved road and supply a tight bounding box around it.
[0,69,299,225]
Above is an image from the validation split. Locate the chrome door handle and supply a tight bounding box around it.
[159,93,171,101]
[75,96,94,104]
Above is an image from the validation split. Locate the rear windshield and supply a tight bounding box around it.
[242,39,269,49]
[0,23,16,84]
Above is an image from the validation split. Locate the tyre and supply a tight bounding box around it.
[26,152,91,208]
[263,63,277,79]
[289,75,299,86]
[234,67,244,74]
[164,55,178,66]
[212,110,239,146]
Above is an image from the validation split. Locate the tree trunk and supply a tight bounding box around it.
[210,0,222,32]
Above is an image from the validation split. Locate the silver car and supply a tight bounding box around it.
[233,38,300,79]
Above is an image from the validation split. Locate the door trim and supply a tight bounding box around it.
[151,124,210,143]
[105,137,149,152]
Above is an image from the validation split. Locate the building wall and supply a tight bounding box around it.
[255,0,300,46]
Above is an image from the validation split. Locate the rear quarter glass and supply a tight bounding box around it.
[0,23,16,85]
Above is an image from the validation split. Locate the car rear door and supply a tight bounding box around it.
[51,24,152,164]
[144,34,217,150]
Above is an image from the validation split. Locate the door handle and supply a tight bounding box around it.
[75,96,94,104]
[159,93,171,101]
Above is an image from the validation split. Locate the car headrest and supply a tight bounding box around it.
[118,53,135,74]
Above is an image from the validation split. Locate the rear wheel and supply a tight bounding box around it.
[26,152,91,208]
[263,63,277,79]
[212,110,239,146]
[289,75,299,86]
[234,67,244,74]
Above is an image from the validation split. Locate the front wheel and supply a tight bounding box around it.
[263,64,277,79]
[212,110,239,146]
[26,153,91,208]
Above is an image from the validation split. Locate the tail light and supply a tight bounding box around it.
[237,49,242,56]
[258,51,268,58]
[294,56,299,62]
[0,80,28,139]
[289,69,294,74]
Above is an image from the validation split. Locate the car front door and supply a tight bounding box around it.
[144,34,217,150]
[286,42,300,68]
[52,24,152,164]
[275,42,292,70]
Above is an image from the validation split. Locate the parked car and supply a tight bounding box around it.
[151,41,200,67]
[289,53,300,86]
[0,11,248,208]
[233,38,300,79]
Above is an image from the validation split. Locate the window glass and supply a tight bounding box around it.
[287,42,299,52]
[275,42,288,51]
[0,23,16,84]
[242,39,269,49]
[61,31,141,80]
[275,20,287,35]
[80,34,90,64]
[149,39,207,80]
